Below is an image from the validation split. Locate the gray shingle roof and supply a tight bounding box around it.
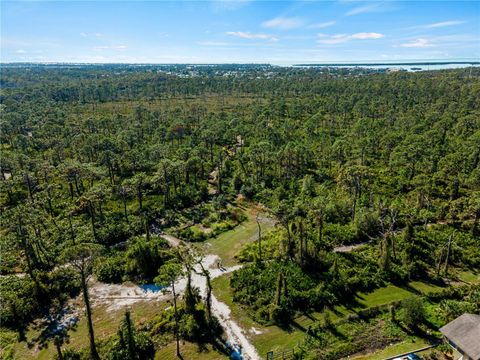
[440,313,480,360]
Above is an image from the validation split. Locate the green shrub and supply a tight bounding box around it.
[0,275,38,327]
[180,226,207,242]
[354,208,380,240]
[236,229,283,262]
[125,236,170,282]
[323,223,356,245]
[211,220,235,236]
[400,297,425,329]
[95,255,126,283]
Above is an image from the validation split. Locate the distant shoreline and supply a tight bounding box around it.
[293,61,480,67]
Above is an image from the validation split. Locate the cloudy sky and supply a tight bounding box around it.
[1,0,479,64]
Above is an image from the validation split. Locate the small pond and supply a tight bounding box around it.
[139,284,164,293]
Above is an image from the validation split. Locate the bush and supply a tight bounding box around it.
[400,297,425,329]
[95,255,126,283]
[211,220,235,236]
[323,223,356,245]
[125,236,170,282]
[180,226,207,242]
[55,349,82,360]
[104,312,155,360]
[269,302,293,325]
[97,220,134,247]
[236,229,283,262]
[439,299,478,322]
[354,208,380,240]
[240,182,259,199]
[0,276,38,328]
[48,267,81,300]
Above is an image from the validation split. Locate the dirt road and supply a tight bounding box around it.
[89,236,260,359]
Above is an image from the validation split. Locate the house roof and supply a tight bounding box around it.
[440,313,480,360]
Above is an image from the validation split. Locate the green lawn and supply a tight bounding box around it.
[355,285,414,309]
[408,281,445,294]
[457,269,480,284]
[211,273,308,357]
[351,338,430,360]
[205,207,275,266]
[156,342,227,360]
[211,275,449,358]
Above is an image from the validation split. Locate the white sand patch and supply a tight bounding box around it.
[250,327,263,335]
[89,282,168,312]
[88,213,259,359]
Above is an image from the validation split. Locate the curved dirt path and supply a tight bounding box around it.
[89,231,260,359]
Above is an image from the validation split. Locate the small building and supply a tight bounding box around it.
[440,313,480,360]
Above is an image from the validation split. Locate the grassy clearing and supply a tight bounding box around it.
[351,338,430,360]
[408,281,445,294]
[457,269,480,283]
[205,206,275,266]
[212,273,327,356]
[211,274,449,358]
[11,299,167,359]
[211,273,308,356]
[156,341,227,360]
[354,285,413,309]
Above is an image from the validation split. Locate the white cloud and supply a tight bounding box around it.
[317,32,384,44]
[351,32,384,40]
[80,32,87,37]
[15,49,26,54]
[309,21,336,29]
[226,31,278,41]
[262,17,303,30]
[346,3,382,16]
[423,20,466,28]
[400,38,433,48]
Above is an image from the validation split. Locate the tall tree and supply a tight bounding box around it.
[62,242,103,360]
[155,261,184,358]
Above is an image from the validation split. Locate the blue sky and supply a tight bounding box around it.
[1,0,479,64]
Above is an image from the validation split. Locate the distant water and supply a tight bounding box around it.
[282,59,480,72]
[296,63,479,72]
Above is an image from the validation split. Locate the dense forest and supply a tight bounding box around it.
[0,64,479,360]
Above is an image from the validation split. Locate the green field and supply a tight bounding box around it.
[457,269,480,283]
[352,338,431,360]
[11,299,167,360]
[205,205,275,266]
[210,273,465,358]
[156,342,227,360]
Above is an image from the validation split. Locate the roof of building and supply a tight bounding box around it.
[440,313,480,360]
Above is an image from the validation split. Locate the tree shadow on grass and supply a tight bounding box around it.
[342,293,366,312]
[394,320,440,344]
[290,319,307,332]
[193,336,230,357]
[395,281,422,295]
[304,312,320,322]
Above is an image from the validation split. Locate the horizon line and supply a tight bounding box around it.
[1,59,480,67]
